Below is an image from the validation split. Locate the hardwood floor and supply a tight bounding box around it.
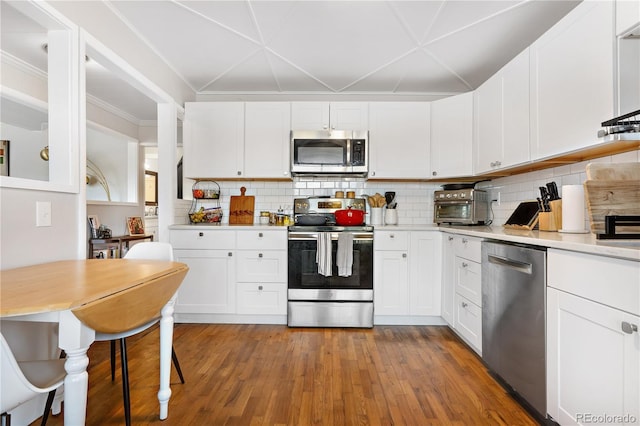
[38,324,539,426]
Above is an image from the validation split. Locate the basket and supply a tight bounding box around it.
[189,207,223,224]
[192,180,220,199]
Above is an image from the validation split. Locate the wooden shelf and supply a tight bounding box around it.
[88,234,153,259]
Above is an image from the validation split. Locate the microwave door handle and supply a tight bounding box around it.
[346,139,351,165]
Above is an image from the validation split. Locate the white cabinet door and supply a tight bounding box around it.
[374,250,409,315]
[441,233,455,326]
[244,102,291,178]
[291,102,368,130]
[329,102,369,130]
[183,102,245,178]
[236,250,287,283]
[408,232,442,316]
[547,288,640,425]
[173,249,236,314]
[369,102,430,179]
[529,1,615,160]
[474,49,530,174]
[291,102,330,130]
[430,92,473,178]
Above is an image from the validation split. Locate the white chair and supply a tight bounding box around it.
[1,332,66,426]
[98,242,184,426]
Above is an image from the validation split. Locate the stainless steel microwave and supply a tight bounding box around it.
[290,130,368,176]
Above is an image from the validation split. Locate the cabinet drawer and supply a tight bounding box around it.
[454,236,482,262]
[237,282,287,315]
[375,231,408,251]
[237,229,287,250]
[171,230,235,250]
[236,250,287,283]
[455,257,482,306]
[454,293,482,355]
[548,249,640,315]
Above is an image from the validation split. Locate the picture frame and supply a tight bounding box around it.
[87,215,100,239]
[0,140,9,176]
[126,216,145,236]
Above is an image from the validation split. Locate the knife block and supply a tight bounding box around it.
[539,200,562,231]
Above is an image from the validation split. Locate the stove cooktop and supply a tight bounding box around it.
[288,225,374,233]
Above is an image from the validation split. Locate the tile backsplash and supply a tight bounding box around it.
[175,150,639,229]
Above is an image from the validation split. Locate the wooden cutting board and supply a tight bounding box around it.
[586,162,640,180]
[584,180,640,233]
[229,186,255,224]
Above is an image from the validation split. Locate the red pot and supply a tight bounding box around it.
[334,207,365,226]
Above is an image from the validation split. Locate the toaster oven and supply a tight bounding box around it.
[434,189,489,225]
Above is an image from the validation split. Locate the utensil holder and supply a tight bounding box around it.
[384,209,398,225]
[370,208,383,225]
[539,200,562,231]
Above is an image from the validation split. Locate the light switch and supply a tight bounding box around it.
[36,201,51,227]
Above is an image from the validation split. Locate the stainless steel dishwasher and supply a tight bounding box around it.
[482,241,547,422]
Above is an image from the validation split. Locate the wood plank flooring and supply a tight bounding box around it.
[37,324,539,425]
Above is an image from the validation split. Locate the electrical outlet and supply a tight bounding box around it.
[36,201,51,227]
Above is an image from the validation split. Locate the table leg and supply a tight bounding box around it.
[157,295,176,419]
[58,311,94,426]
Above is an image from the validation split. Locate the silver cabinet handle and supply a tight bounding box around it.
[237,171,242,175]
[490,161,496,167]
[258,285,263,291]
[432,171,437,176]
[228,252,233,257]
[461,262,468,268]
[258,253,263,258]
[461,302,468,308]
[622,322,638,334]
[402,253,407,258]
[258,232,263,238]
[198,232,204,237]
[462,238,468,244]
[448,236,454,241]
[390,234,395,238]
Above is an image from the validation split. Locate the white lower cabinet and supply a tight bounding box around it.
[374,230,442,324]
[547,249,640,425]
[173,248,236,314]
[170,228,287,322]
[442,233,483,355]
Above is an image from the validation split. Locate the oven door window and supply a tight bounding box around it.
[294,139,347,166]
[437,203,470,219]
[288,239,373,289]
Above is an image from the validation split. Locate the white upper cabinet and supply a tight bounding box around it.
[616,0,640,36]
[184,102,292,179]
[183,102,244,179]
[529,1,615,161]
[291,102,368,130]
[369,102,431,179]
[430,92,473,178]
[473,49,530,174]
[244,102,291,178]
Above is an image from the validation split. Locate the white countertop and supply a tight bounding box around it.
[169,223,640,261]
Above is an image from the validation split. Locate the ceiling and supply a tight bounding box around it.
[2,0,581,123]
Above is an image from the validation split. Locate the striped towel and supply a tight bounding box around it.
[337,232,354,277]
[316,232,332,276]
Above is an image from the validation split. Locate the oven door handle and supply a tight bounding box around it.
[288,232,373,241]
[435,200,473,206]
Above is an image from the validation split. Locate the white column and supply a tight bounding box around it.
[157,103,178,243]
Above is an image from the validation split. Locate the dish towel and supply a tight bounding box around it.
[316,232,332,276]
[337,232,354,277]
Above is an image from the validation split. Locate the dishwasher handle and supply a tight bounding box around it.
[487,254,533,274]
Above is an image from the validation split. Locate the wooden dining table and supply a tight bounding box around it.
[0,259,189,425]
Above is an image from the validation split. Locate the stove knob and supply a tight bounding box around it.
[460,193,466,198]
[452,193,458,198]
[446,193,452,199]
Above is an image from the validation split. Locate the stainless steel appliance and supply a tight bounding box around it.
[434,188,489,225]
[482,241,547,421]
[290,130,368,176]
[288,196,373,328]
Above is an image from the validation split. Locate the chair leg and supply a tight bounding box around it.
[119,338,131,426]
[171,346,185,384]
[41,350,66,425]
[110,340,117,381]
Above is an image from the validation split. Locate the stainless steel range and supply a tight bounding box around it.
[287,196,374,328]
